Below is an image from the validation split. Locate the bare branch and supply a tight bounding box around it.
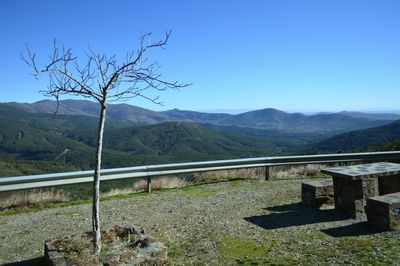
[22,31,190,107]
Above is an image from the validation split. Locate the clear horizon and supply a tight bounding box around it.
[1,0,399,113]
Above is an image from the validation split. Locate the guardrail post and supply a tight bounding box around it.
[147,176,152,193]
[265,166,270,181]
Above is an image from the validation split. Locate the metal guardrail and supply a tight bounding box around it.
[1,151,400,192]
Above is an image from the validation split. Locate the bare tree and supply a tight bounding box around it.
[22,31,190,255]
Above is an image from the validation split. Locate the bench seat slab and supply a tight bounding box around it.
[302,179,334,209]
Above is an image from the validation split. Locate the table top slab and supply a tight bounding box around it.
[322,162,400,180]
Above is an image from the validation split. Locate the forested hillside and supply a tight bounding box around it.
[309,120,400,153]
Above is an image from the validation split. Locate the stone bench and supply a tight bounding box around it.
[302,179,334,209]
[366,192,400,231]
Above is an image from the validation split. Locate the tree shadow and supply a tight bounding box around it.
[244,202,347,230]
[1,257,44,266]
[321,222,383,237]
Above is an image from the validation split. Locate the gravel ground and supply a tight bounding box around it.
[1,179,400,265]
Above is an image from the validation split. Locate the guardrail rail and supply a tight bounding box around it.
[1,151,400,192]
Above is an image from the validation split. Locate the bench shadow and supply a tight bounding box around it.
[1,257,44,266]
[321,222,383,237]
[244,202,347,230]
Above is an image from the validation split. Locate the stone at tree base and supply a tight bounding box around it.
[301,179,334,209]
[44,240,70,266]
[104,261,119,266]
[44,226,168,266]
[119,251,136,263]
[366,192,400,231]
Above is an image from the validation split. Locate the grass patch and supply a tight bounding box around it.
[335,236,400,264]
[228,180,244,187]
[218,235,270,265]
[181,185,216,197]
[261,230,400,265]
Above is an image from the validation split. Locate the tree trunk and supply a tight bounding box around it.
[92,102,107,256]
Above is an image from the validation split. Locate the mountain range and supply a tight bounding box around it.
[3,99,398,134]
[1,99,399,176]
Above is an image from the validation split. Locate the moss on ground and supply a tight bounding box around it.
[181,184,221,197]
[218,235,270,265]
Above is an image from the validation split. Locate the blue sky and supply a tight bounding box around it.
[1,0,399,113]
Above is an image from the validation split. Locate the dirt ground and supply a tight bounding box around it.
[1,179,399,265]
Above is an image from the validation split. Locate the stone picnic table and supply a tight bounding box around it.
[322,162,400,219]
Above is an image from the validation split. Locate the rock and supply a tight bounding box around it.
[44,239,68,266]
[119,251,136,262]
[135,237,157,248]
[104,261,119,266]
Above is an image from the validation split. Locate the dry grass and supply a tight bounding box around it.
[102,168,265,196]
[100,188,135,197]
[101,176,192,197]
[193,167,265,182]
[133,176,192,191]
[271,164,328,179]
[0,189,69,210]
[270,163,355,179]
